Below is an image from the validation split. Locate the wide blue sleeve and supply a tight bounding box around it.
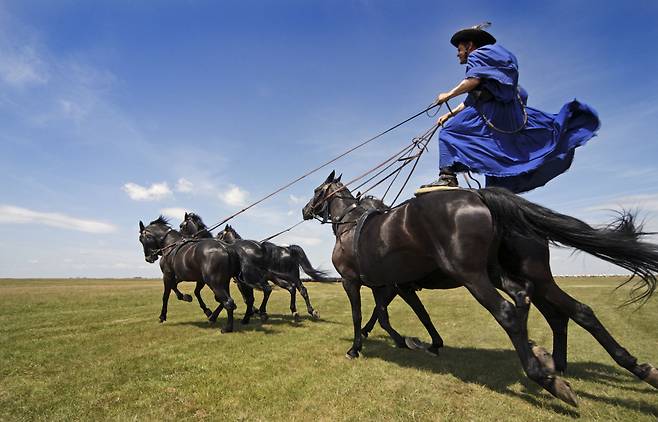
[465,45,519,88]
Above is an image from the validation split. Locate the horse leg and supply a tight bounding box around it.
[237,282,256,325]
[500,238,564,373]
[541,281,658,389]
[395,285,445,355]
[532,295,568,373]
[173,286,193,303]
[208,303,224,323]
[159,285,172,323]
[499,278,558,373]
[462,273,579,406]
[159,273,176,323]
[288,285,300,322]
[362,285,397,338]
[342,278,363,359]
[240,268,272,323]
[193,282,213,318]
[296,279,320,319]
[370,286,408,349]
[207,278,235,333]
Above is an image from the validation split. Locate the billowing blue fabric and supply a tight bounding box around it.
[438,44,600,193]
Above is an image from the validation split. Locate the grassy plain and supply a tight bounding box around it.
[0,277,656,421]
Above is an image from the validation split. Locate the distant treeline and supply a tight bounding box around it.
[301,277,342,283]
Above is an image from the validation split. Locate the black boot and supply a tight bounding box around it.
[420,168,458,189]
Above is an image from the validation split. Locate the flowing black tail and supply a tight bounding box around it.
[289,245,329,281]
[477,187,658,304]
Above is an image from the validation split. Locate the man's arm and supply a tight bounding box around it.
[437,102,466,126]
[435,77,480,104]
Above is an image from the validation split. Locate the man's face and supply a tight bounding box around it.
[457,42,472,64]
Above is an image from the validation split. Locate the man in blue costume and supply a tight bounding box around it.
[422,23,600,192]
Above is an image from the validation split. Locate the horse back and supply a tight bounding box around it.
[356,190,495,285]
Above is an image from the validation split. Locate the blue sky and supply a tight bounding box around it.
[1,1,658,278]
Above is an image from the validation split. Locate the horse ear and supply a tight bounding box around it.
[336,173,342,182]
[184,212,188,219]
[325,170,335,183]
[225,224,228,230]
[139,221,145,232]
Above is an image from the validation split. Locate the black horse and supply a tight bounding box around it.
[180,213,325,322]
[357,194,547,359]
[138,216,269,332]
[302,171,658,407]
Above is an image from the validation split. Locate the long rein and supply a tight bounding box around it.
[166,102,444,247]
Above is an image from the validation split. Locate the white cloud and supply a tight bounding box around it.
[161,207,188,222]
[289,194,306,204]
[585,193,658,213]
[122,182,172,201]
[0,205,116,234]
[176,178,194,193]
[0,45,48,87]
[220,185,248,207]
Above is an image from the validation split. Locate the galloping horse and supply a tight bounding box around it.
[180,212,324,322]
[138,216,269,332]
[302,171,658,407]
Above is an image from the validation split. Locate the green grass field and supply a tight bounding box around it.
[1,277,656,421]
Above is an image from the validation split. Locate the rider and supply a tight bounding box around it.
[422,23,600,193]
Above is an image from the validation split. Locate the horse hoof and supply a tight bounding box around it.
[550,377,579,407]
[241,318,251,325]
[405,337,430,351]
[292,312,301,322]
[260,313,269,323]
[346,349,359,359]
[531,342,556,374]
[311,310,320,320]
[360,330,369,339]
[641,364,658,389]
[208,317,217,323]
[426,345,441,356]
[158,317,166,323]
[220,327,233,334]
[183,294,193,302]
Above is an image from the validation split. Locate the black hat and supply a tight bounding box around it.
[450,22,496,47]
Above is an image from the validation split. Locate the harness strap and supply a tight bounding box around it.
[353,209,382,284]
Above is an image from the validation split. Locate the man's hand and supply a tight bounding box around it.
[437,113,451,126]
[434,92,451,105]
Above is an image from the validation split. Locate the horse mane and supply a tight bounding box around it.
[190,213,209,230]
[226,225,243,239]
[149,215,171,227]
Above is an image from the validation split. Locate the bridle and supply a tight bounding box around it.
[308,182,366,234]
[140,227,174,259]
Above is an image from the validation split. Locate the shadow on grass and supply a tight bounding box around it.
[170,313,340,334]
[359,338,658,417]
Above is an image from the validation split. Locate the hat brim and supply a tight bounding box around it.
[450,29,496,47]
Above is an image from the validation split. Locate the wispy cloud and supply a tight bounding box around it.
[0,205,116,233]
[0,44,48,87]
[122,182,172,201]
[220,185,248,207]
[160,207,188,222]
[584,193,658,213]
[175,178,194,193]
[289,194,306,205]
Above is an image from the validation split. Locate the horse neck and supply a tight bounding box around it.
[161,228,182,248]
[329,195,361,222]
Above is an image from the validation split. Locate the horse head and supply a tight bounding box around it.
[139,216,172,263]
[302,170,350,221]
[217,224,242,243]
[179,212,206,237]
